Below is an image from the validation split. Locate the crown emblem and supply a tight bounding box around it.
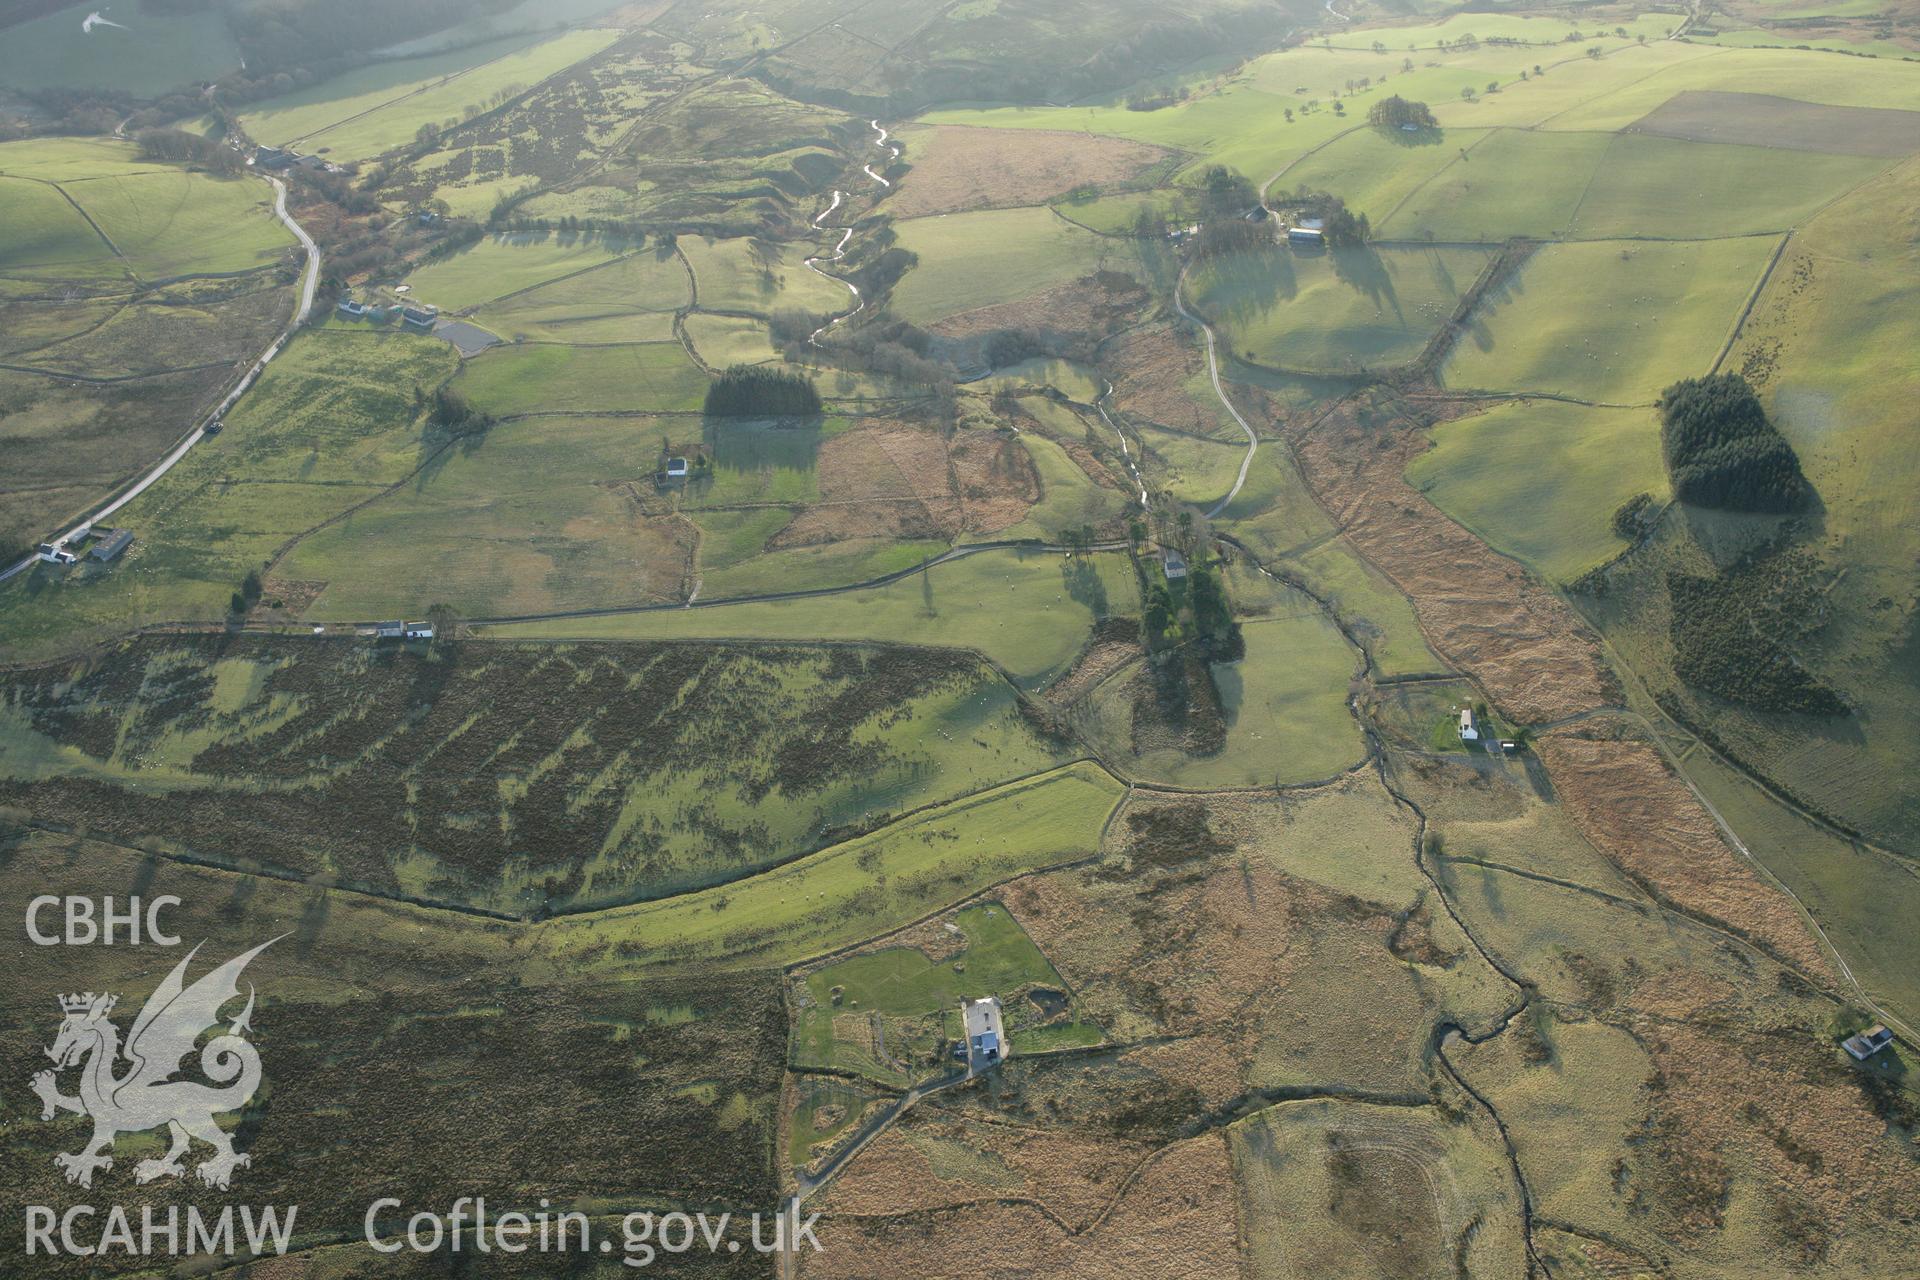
[59,993,112,1014]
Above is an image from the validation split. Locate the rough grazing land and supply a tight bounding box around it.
[801,1133,1239,1280]
[925,271,1150,343]
[1280,393,1616,724]
[1536,727,1833,977]
[0,830,787,1276]
[0,636,1066,913]
[888,125,1175,219]
[1629,90,1920,157]
[1103,324,1229,438]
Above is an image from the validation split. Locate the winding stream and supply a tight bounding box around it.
[800,120,897,344]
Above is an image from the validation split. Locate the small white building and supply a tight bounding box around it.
[1458,708,1479,742]
[665,457,690,479]
[403,622,435,640]
[1162,548,1189,580]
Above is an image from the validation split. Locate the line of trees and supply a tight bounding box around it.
[1658,373,1808,511]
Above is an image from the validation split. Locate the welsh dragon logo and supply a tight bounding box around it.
[31,937,282,1190]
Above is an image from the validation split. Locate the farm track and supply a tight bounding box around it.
[0,174,318,585]
[1169,261,1258,517]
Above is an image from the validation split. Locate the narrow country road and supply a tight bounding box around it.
[0,174,319,584]
[1171,262,1259,518]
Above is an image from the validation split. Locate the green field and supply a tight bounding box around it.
[0,176,122,280]
[1542,46,1920,131]
[278,414,691,618]
[1281,126,1490,231]
[405,232,636,310]
[1376,128,1612,241]
[0,0,240,95]
[680,235,855,316]
[1441,237,1776,404]
[1406,399,1668,582]
[64,170,292,279]
[471,249,692,340]
[1567,134,1889,239]
[481,547,1143,686]
[1073,600,1366,788]
[240,30,620,161]
[682,312,781,365]
[539,763,1126,969]
[455,341,710,415]
[889,207,1136,324]
[1188,244,1494,375]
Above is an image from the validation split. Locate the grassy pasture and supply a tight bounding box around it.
[455,341,709,415]
[538,763,1126,970]
[1405,400,1668,582]
[696,538,951,600]
[0,137,170,182]
[1568,134,1889,238]
[0,0,239,95]
[999,403,1130,541]
[63,171,292,279]
[1188,244,1493,375]
[1376,128,1611,241]
[470,249,691,339]
[680,234,858,317]
[889,207,1131,325]
[682,312,780,365]
[1543,45,1920,131]
[1442,237,1777,404]
[243,30,619,161]
[1426,41,1729,131]
[1074,600,1366,788]
[1280,126,1488,230]
[480,547,1143,687]
[404,232,635,310]
[279,414,693,618]
[0,176,123,281]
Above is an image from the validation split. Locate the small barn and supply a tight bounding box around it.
[399,306,439,331]
[1288,226,1325,247]
[88,529,133,562]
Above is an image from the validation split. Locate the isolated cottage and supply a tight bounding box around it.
[1162,548,1189,580]
[665,457,690,478]
[1459,708,1479,742]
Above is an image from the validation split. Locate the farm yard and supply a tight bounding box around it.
[1,0,1918,1274]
